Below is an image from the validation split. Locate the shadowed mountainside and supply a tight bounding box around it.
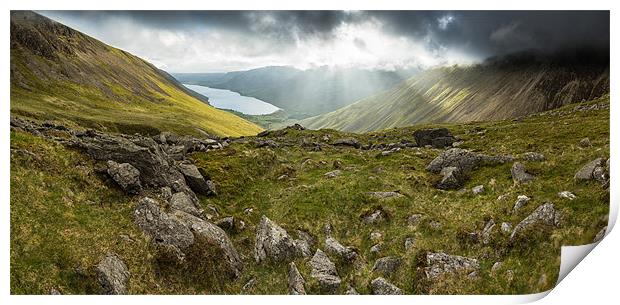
[302,49,609,132]
[10,11,262,137]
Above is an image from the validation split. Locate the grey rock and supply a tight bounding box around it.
[333,138,361,149]
[426,148,510,174]
[363,209,385,224]
[437,166,467,190]
[510,203,560,243]
[95,253,130,295]
[254,215,297,263]
[501,222,513,234]
[173,210,243,278]
[215,216,235,231]
[575,158,608,185]
[160,186,173,201]
[255,139,279,148]
[134,197,194,250]
[241,278,256,294]
[511,162,535,184]
[558,191,577,200]
[472,185,484,195]
[370,277,403,295]
[49,288,61,295]
[404,237,415,250]
[579,137,592,147]
[325,236,357,262]
[480,219,496,245]
[513,195,531,213]
[370,243,382,254]
[288,262,306,295]
[370,232,383,242]
[308,249,341,294]
[521,152,546,162]
[429,220,442,230]
[407,214,423,226]
[425,252,480,279]
[106,160,141,194]
[491,261,503,275]
[169,192,203,218]
[367,191,403,199]
[324,170,342,178]
[413,128,455,148]
[372,256,402,276]
[177,163,216,196]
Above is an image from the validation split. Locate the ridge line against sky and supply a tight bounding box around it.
[37,10,609,73]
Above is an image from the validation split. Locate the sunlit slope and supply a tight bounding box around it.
[302,52,609,132]
[10,11,262,137]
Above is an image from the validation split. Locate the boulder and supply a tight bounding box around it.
[579,138,592,147]
[424,252,480,280]
[404,238,415,250]
[558,191,577,200]
[215,216,235,231]
[255,139,279,148]
[169,192,203,218]
[106,160,141,194]
[472,185,484,195]
[345,284,359,295]
[324,170,342,178]
[575,158,608,184]
[509,203,560,243]
[370,243,382,254]
[134,197,194,251]
[254,216,297,263]
[308,249,341,294]
[363,209,385,224]
[413,128,455,148]
[370,277,403,295]
[480,219,495,245]
[332,138,361,149]
[501,222,513,234]
[372,256,402,276]
[407,214,423,226]
[325,236,357,262]
[173,210,243,278]
[288,262,306,295]
[177,163,216,196]
[95,253,130,295]
[511,162,535,184]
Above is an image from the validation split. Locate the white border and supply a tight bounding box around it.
[1,1,616,304]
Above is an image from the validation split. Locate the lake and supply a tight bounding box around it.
[183,84,280,115]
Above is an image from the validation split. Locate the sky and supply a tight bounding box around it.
[39,11,609,73]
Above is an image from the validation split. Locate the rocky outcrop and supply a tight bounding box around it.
[424,252,480,279]
[106,160,141,194]
[254,216,297,263]
[134,197,195,254]
[308,249,341,294]
[427,148,511,189]
[95,253,130,295]
[510,203,560,243]
[437,166,467,190]
[413,128,455,148]
[370,277,403,295]
[288,262,306,295]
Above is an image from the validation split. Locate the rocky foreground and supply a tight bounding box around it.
[9,99,610,294]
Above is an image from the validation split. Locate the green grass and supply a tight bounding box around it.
[10,96,609,294]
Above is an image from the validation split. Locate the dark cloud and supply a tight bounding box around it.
[38,10,609,72]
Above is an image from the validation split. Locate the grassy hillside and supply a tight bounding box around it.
[11,95,609,294]
[302,50,609,132]
[10,11,262,137]
[174,66,418,119]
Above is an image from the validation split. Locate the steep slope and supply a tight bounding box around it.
[302,50,609,132]
[174,66,418,119]
[10,11,262,137]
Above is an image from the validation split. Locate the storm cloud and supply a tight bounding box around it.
[38,10,609,72]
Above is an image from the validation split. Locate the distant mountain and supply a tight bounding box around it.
[10,11,261,137]
[302,49,609,132]
[174,66,418,119]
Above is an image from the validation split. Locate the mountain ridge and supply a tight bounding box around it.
[10,11,261,137]
[301,49,609,132]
